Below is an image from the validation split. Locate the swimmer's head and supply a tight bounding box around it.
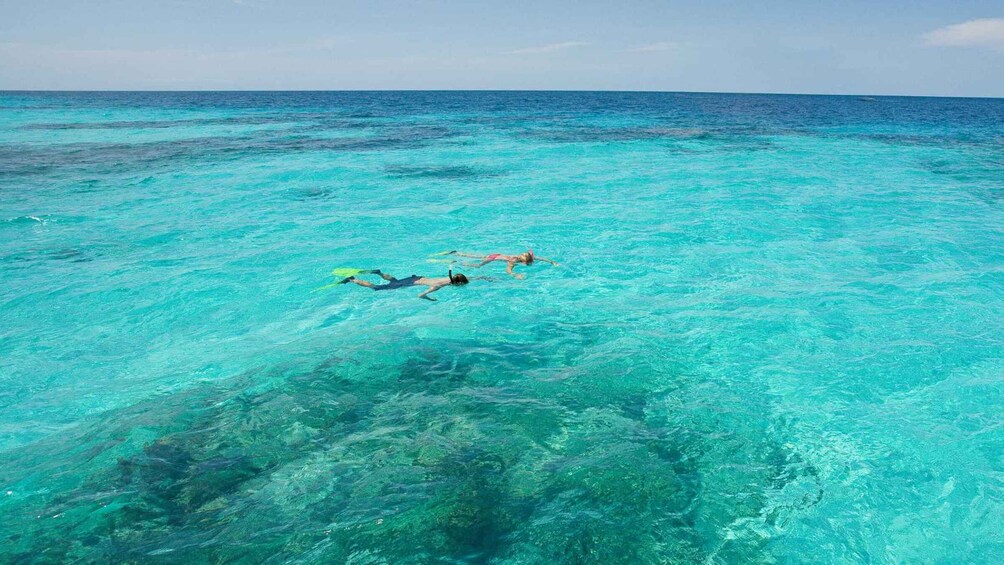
[448,270,469,285]
[521,249,535,265]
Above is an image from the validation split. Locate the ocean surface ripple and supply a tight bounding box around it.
[1,91,1002,563]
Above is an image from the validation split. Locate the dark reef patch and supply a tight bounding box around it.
[0,124,459,179]
[18,113,336,131]
[384,164,503,180]
[287,186,339,201]
[514,124,788,155]
[921,152,1004,203]
[524,125,711,143]
[0,335,804,563]
[0,247,93,267]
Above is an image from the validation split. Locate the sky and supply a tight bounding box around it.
[1,0,1003,96]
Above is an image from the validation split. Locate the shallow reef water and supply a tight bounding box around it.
[1,91,1003,563]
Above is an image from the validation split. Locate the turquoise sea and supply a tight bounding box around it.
[1,91,1002,563]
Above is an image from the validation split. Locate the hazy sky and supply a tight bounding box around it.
[1,0,1003,95]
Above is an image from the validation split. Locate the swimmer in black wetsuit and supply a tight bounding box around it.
[340,269,470,301]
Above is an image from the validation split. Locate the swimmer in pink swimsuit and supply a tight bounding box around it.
[445,248,558,280]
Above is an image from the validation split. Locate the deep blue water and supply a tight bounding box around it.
[1,91,1003,563]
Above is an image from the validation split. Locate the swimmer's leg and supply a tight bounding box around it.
[340,269,390,283]
[467,258,497,268]
[341,277,377,288]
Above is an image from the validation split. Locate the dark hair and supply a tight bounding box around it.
[451,273,469,285]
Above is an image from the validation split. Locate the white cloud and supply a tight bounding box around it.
[503,41,587,55]
[627,42,679,53]
[923,18,1004,48]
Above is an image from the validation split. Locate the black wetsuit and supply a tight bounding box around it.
[372,275,422,291]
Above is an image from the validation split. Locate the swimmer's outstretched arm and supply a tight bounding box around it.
[418,284,445,301]
[535,256,559,266]
[506,261,525,280]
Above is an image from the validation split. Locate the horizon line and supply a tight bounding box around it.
[1,88,1002,100]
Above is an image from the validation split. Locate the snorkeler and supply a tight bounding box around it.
[441,249,558,280]
[339,269,470,301]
